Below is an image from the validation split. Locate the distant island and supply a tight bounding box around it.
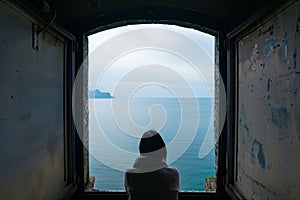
[88,89,114,99]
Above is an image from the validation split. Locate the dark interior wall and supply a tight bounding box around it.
[0,1,69,199]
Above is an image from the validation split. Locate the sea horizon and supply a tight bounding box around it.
[88,97,216,191]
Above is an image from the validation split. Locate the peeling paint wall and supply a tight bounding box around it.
[236,1,300,199]
[0,2,67,199]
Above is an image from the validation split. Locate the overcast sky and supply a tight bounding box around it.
[88,24,215,98]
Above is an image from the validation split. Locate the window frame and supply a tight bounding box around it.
[76,18,227,200]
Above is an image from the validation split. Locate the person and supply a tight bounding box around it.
[124,130,179,200]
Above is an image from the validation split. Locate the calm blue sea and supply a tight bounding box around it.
[89,98,215,191]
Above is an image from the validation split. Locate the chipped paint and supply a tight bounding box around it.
[237,1,300,199]
[293,47,297,69]
[263,36,276,55]
[270,107,291,130]
[250,139,265,169]
[295,15,300,37]
[284,32,288,59]
[258,24,274,37]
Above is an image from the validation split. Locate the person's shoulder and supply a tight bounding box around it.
[125,168,134,173]
[164,166,179,175]
[166,166,179,172]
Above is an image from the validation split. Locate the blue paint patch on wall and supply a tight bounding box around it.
[296,15,300,36]
[243,171,270,191]
[263,37,276,55]
[284,32,289,59]
[243,124,249,134]
[270,107,291,130]
[250,139,265,169]
[293,47,297,69]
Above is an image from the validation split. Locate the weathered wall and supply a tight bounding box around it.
[0,1,67,199]
[236,1,300,199]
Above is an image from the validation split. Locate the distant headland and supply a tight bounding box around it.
[88,89,114,99]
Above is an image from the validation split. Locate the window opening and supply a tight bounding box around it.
[86,24,218,192]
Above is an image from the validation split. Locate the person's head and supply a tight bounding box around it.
[139,130,167,160]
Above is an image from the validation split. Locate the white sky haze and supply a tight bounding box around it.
[88,24,215,98]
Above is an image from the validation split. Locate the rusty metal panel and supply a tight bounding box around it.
[236,1,300,199]
[0,1,66,199]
